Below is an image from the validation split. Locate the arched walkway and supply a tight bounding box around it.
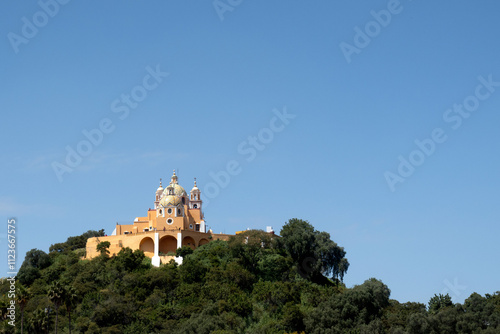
[139,237,154,255]
[159,235,177,254]
[198,238,209,247]
[182,236,196,250]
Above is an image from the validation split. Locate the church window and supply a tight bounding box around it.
[189,224,193,229]
[167,219,173,225]
[167,208,172,214]
[193,204,198,209]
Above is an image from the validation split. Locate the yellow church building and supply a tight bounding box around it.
[85,170,233,266]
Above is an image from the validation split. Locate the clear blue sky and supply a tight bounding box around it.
[1,0,499,305]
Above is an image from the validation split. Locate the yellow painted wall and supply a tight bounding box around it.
[86,230,231,260]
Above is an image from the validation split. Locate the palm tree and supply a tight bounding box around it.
[62,286,77,334]
[28,308,49,334]
[96,241,111,256]
[47,281,64,334]
[16,284,31,334]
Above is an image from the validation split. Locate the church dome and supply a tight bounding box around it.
[163,170,187,197]
[163,183,187,197]
[160,195,182,207]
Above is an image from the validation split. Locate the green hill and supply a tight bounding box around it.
[1,219,499,333]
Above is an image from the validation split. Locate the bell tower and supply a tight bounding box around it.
[190,178,202,210]
[154,178,163,209]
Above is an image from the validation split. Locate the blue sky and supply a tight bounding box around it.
[1,0,499,304]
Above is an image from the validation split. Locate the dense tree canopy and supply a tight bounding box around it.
[428,293,454,314]
[17,249,52,286]
[279,218,349,283]
[1,221,498,333]
[49,230,105,254]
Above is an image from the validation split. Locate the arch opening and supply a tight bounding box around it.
[182,236,196,250]
[159,235,177,254]
[139,237,154,255]
[198,238,209,247]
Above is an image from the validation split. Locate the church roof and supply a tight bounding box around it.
[163,183,187,197]
[160,194,182,207]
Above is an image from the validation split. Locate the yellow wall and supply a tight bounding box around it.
[86,230,231,263]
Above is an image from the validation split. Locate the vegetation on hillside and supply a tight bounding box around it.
[1,219,499,333]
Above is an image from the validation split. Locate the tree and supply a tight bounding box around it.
[96,241,111,256]
[383,300,427,330]
[428,293,453,314]
[17,265,41,287]
[17,249,52,286]
[176,245,194,259]
[28,308,49,334]
[282,302,305,332]
[304,278,390,332]
[50,229,105,253]
[21,249,52,269]
[0,295,8,321]
[47,281,65,334]
[257,253,292,281]
[228,229,277,274]
[63,286,77,334]
[111,247,148,272]
[279,218,349,282]
[16,284,30,334]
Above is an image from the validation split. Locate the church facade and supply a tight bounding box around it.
[85,170,232,266]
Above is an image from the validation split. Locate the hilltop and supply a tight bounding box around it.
[1,219,499,333]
